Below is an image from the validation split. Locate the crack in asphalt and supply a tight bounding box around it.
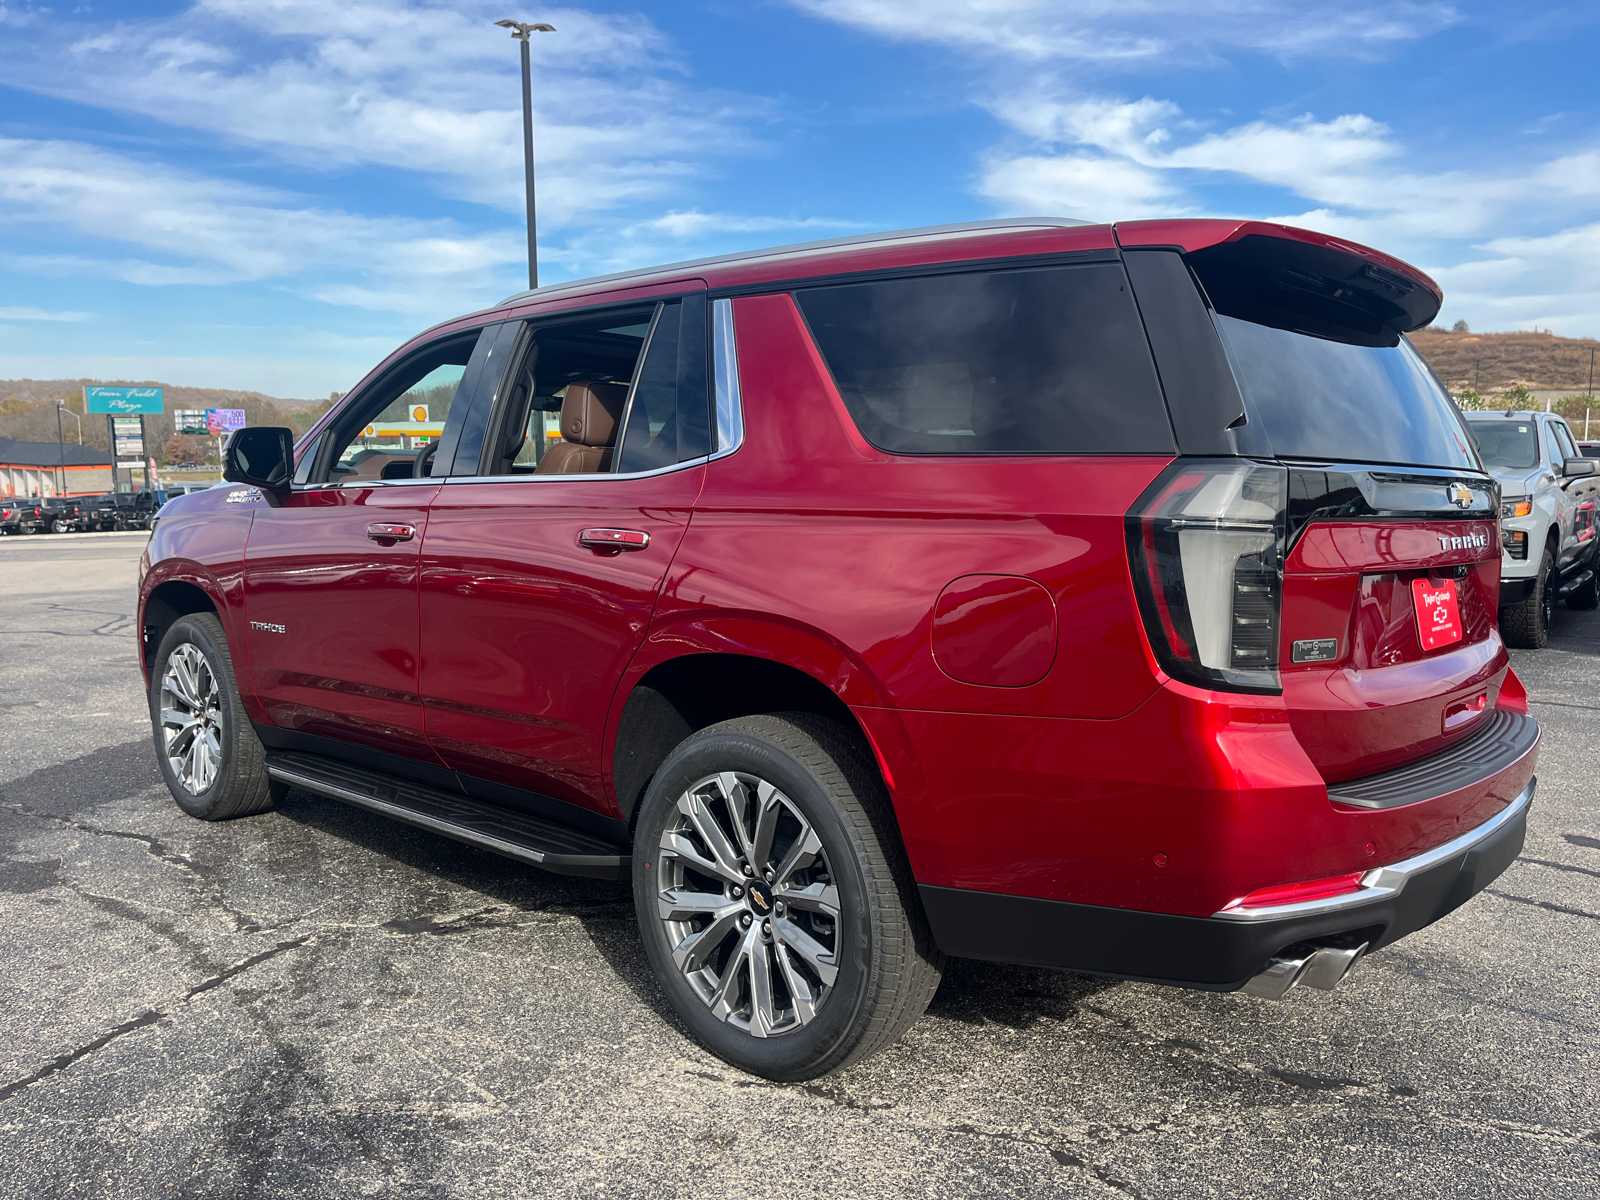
[943,1120,1149,1197]
[0,798,277,935]
[1484,888,1600,921]
[1519,855,1600,880]
[1563,833,1600,850]
[0,936,310,1104]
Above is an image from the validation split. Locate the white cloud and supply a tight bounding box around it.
[978,153,1180,221]
[0,307,92,321]
[6,1,761,225]
[1431,223,1600,336]
[788,0,1458,63]
[0,137,523,316]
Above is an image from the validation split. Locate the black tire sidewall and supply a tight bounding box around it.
[632,720,877,1080]
[149,614,246,819]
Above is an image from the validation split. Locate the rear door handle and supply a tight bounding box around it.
[578,527,650,551]
[367,522,415,542]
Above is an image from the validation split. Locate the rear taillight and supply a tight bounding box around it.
[1127,459,1288,694]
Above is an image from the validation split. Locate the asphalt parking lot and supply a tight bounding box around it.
[1,532,1596,1199]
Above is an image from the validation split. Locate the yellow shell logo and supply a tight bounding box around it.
[411,405,429,423]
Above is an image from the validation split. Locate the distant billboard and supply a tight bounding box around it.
[85,386,164,415]
[206,408,247,435]
[174,409,210,436]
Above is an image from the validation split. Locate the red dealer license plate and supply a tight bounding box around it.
[1412,577,1463,650]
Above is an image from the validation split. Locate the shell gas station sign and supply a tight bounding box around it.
[363,405,443,441]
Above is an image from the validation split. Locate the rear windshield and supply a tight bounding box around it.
[1213,314,1478,470]
[795,263,1175,455]
[1465,419,1539,469]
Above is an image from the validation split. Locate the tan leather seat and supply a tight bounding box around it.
[536,381,626,474]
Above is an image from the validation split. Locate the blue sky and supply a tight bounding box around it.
[2,0,1598,398]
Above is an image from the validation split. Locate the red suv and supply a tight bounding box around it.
[138,218,1538,1080]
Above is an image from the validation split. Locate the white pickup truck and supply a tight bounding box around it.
[1464,409,1600,647]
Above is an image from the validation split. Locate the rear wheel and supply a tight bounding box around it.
[149,613,283,820]
[49,518,70,534]
[1502,545,1555,648]
[632,713,942,1081]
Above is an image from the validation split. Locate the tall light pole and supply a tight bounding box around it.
[495,18,556,291]
[54,399,67,497]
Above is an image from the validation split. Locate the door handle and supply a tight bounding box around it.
[367,523,415,542]
[578,527,650,551]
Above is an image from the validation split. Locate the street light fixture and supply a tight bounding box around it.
[495,18,557,291]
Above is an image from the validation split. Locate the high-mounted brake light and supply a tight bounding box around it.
[1221,872,1366,911]
[1127,459,1288,694]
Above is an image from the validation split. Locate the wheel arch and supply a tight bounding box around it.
[141,573,224,683]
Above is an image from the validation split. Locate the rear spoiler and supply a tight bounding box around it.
[1116,220,1442,348]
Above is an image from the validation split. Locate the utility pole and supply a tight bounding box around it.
[495,18,556,291]
[54,400,66,497]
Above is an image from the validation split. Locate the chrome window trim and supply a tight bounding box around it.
[296,477,445,493]
[437,454,711,486]
[1212,776,1536,922]
[712,297,744,458]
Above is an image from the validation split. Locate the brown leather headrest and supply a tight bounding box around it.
[561,381,626,447]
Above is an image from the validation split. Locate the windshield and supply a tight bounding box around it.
[1464,419,1539,470]
[1214,314,1478,469]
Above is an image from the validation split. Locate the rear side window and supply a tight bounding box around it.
[1213,315,1477,470]
[795,263,1175,455]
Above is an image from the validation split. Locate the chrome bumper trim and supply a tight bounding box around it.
[1213,777,1536,922]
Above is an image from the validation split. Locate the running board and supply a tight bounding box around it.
[1558,568,1594,596]
[264,751,630,880]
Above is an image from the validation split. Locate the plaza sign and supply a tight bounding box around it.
[85,386,164,415]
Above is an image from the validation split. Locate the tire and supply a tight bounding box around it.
[149,612,283,820]
[49,518,70,534]
[1501,545,1555,648]
[632,713,943,1081]
[633,713,940,1081]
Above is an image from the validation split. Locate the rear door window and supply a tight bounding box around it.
[795,262,1174,455]
[1213,315,1477,470]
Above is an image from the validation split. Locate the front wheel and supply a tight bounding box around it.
[149,613,283,820]
[632,713,942,1081]
[49,518,70,534]
[1501,546,1555,648]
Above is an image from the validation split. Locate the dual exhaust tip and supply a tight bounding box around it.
[1241,942,1368,1000]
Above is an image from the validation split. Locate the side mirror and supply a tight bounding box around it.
[223,427,295,505]
[1562,458,1597,478]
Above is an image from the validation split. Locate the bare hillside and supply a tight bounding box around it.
[1411,328,1600,393]
[0,377,332,461]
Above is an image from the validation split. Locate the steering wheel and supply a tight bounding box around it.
[414,438,441,478]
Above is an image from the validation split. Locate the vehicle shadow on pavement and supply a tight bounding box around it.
[268,787,681,1027]
[269,788,1124,1053]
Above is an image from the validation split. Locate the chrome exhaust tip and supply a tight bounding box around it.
[1240,942,1368,1000]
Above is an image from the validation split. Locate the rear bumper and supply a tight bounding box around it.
[920,777,1534,990]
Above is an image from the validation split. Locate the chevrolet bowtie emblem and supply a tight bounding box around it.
[1448,483,1474,509]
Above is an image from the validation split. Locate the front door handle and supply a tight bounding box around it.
[367,522,415,543]
[578,527,650,551]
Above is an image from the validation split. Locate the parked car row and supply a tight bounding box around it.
[0,484,215,535]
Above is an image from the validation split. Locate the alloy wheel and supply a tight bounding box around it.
[159,643,224,795]
[655,771,842,1038]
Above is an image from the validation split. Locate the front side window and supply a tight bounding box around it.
[795,263,1174,455]
[1544,421,1565,470]
[324,335,478,483]
[1214,316,1478,470]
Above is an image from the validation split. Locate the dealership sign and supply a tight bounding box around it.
[85,386,164,414]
